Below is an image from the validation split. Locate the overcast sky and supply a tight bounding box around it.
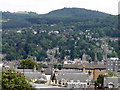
[0,0,119,15]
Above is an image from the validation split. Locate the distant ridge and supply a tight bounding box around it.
[43,7,111,18]
[2,7,116,29]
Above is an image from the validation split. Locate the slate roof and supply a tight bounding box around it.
[63,64,81,69]
[63,63,106,70]
[80,63,106,69]
[15,69,47,80]
[56,73,89,82]
[57,70,82,73]
[104,76,120,88]
[24,72,47,80]
[44,68,52,75]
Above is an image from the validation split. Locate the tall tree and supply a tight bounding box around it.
[2,69,35,90]
[19,58,37,69]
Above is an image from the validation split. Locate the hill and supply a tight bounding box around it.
[1,11,40,29]
[44,7,110,18]
[1,8,119,61]
[1,8,117,29]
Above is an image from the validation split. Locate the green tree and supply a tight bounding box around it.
[57,64,63,70]
[19,58,37,69]
[96,74,104,84]
[2,69,35,90]
[96,74,104,88]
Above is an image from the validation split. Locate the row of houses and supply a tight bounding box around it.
[2,56,120,89]
[11,67,119,89]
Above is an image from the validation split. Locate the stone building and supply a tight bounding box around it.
[63,63,106,81]
[106,57,120,73]
[104,76,120,88]
[50,69,91,88]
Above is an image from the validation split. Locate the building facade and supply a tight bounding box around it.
[63,63,106,81]
[50,69,91,88]
[104,76,120,88]
[106,58,120,73]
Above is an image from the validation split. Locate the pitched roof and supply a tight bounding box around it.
[57,70,83,73]
[80,63,106,69]
[63,63,106,69]
[24,72,46,80]
[56,73,89,82]
[44,68,52,75]
[63,64,80,69]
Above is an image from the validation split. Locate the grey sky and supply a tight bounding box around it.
[0,0,119,15]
